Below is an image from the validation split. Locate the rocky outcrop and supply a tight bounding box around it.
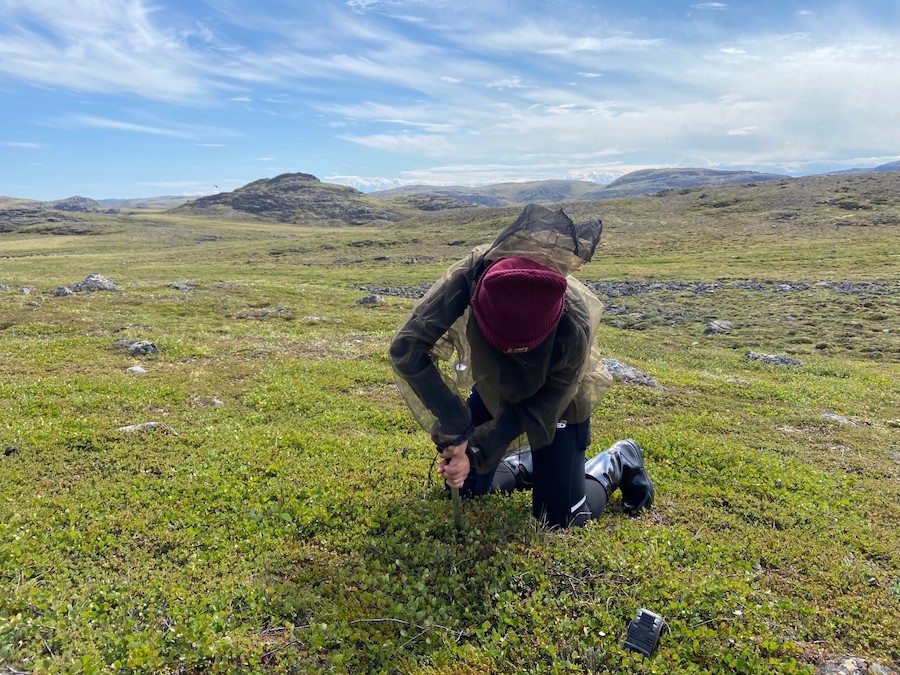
[69,273,120,293]
[172,172,408,225]
[49,196,103,212]
[0,205,87,233]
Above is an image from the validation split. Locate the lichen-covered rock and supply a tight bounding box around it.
[356,294,384,305]
[70,273,120,293]
[113,340,160,356]
[53,286,75,297]
[816,656,897,674]
[601,358,664,389]
[704,319,733,335]
[236,307,293,320]
[822,412,855,425]
[117,422,177,435]
[747,352,802,366]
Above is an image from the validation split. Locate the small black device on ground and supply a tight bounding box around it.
[624,608,664,657]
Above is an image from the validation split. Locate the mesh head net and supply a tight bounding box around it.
[484,204,603,275]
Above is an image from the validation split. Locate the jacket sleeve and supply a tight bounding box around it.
[468,320,587,473]
[389,262,475,438]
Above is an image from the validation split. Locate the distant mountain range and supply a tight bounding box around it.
[2,162,898,226]
[369,168,793,205]
[824,159,900,175]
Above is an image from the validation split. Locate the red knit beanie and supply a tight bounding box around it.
[471,257,567,354]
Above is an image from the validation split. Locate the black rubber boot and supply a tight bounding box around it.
[490,446,534,493]
[584,439,654,515]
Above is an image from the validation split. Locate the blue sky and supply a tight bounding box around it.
[2,0,899,200]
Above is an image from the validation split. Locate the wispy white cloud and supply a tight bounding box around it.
[478,23,663,57]
[0,0,219,101]
[2,0,900,198]
[72,115,192,138]
[2,141,46,148]
[486,76,529,90]
[314,100,458,134]
[346,0,452,12]
[338,132,453,155]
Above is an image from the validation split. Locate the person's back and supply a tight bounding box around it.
[390,204,653,528]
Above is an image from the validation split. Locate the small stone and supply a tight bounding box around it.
[822,413,854,425]
[20,287,34,295]
[3,446,18,457]
[69,273,120,293]
[815,657,897,674]
[0,284,10,291]
[356,294,384,305]
[869,664,897,675]
[302,316,342,323]
[601,358,664,389]
[53,286,75,297]
[113,340,160,356]
[191,395,225,407]
[704,319,732,335]
[168,281,195,291]
[117,422,177,435]
[747,352,802,366]
[237,307,292,320]
[126,366,147,374]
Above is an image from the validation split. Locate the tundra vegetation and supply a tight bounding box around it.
[1,174,898,673]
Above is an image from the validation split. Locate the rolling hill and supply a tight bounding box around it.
[170,172,409,225]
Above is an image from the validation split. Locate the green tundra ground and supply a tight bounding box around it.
[1,176,898,673]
